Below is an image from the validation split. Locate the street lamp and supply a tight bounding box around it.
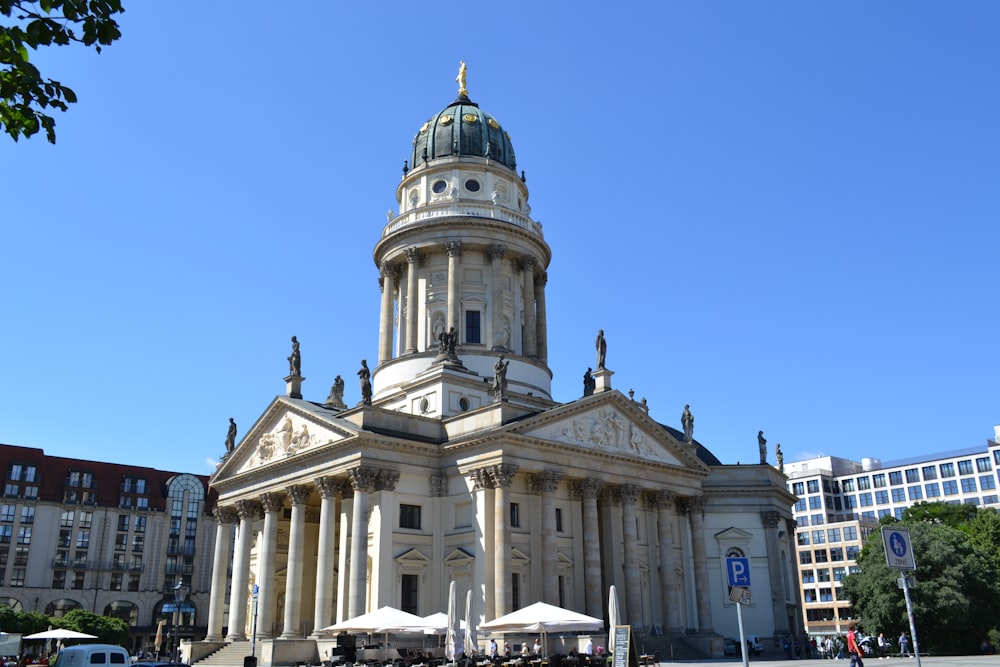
[172,581,190,663]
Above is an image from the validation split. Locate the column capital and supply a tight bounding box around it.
[572,478,604,500]
[485,243,506,262]
[646,490,677,510]
[430,473,448,497]
[490,463,519,488]
[287,484,311,506]
[683,495,706,516]
[380,261,401,280]
[471,468,494,490]
[529,471,562,494]
[315,476,343,498]
[404,246,421,264]
[348,466,379,492]
[214,506,237,525]
[536,270,548,287]
[235,499,261,521]
[374,469,400,491]
[261,491,285,513]
[444,240,463,257]
[760,510,782,528]
[616,484,641,505]
[518,256,537,272]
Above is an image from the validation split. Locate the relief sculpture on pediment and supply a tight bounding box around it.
[552,409,653,457]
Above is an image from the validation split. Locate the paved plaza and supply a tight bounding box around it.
[658,657,996,667]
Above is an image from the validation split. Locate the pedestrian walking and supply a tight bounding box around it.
[899,632,911,658]
[847,622,864,667]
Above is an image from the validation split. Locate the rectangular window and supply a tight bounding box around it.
[13,547,28,566]
[511,572,520,610]
[793,482,805,495]
[79,512,93,529]
[878,509,891,518]
[61,511,74,528]
[0,506,13,523]
[894,508,905,520]
[808,496,822,510]
[875,490,889,505]
[977,457,992,473]
[981,475,996,491]
[465,310,481,344]
[814,549,829,563]
[136,497,148,510]
[794,499,806,513]
[20,507,34,524]
[9,465,21,481]
[926,483,941,498]
[842,526,857,541]
[873,474,886,488]
[72,571,85,590]
[16,527,30,545]
[799,551,812,565]
[943,480,959,496]
[3,484,17,498]
[922,466,938,481]
[798,516,809,527]
[889,471,903,486]
[76,530,90,548]
[817,568,831,582]
[803,589,817,603]
[134,516,146,533]
[903,468,919,483]
[510,503,520,528]
[110,573,123,592]
[51,571,66,589]
[940,463,955,478]
[891,488,906,502]
[983,495,999,505]
[861,510,876,520]
[802,571,815,584]
[994,450,1000,466]
[819,587,834,602]
[555,508,563,532]
[399,504,421,530]
[797,532,810,546]
[844,495,857,509]
[400,573,418,614]
[9,568,25,587]
[842,479,855,492]
[807,480,820,494]
[23,486,38,499]
[132,535,144,552]
[846,545,860,560]
[811,530,826,545]
[857,477,871,490]
[827,528,841,543]
[908,486,923,501]
[811,514,824,526]
[859,493,873,507]
[961,478,977,493]
[127,574,140,592]
[117,515,130,532]
[958,460,973,475]
[829,547,844,562]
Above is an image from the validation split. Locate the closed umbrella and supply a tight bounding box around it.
[608,586,621,658]
[445,581,458,661]
[464,590,477,656]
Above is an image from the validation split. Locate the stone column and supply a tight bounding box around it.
[206,507,235,641]
[520,258,537,357]
[404,247,419,354]
[761,511,789,633]
[445,241,462,334]
[575,479,604,619]
[257,491,284,639]
[227,500,259,641]
[534,271,547,363]
[530,472,562,605]
[281,485,310,638]
[348,467,377,619]
[491,463,518,618]
[312,477,341,636]
[618,485,642,627]
[378,262,399,364]
[486,244,506,350]
[685,497,713,633]
[648,491,680,633]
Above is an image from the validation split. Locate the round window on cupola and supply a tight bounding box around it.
[432,180,447,194]
[465,179,481,193]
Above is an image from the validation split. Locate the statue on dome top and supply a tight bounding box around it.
[456,60,468,97]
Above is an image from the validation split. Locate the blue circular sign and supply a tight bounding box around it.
[889,531,908,558]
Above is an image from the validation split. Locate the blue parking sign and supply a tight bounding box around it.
[726,557,751,587]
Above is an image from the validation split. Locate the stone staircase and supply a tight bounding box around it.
[194,642,258,667]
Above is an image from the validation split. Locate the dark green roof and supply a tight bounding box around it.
[411,95,517,172]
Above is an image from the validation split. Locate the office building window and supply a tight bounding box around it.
[873,474,886,488]
[843,526,858,541]
[961,478,977,493]
[922,466,937,480]
[814,549,829,563]
[811,514,824,526]
[817,568,831,583]
[807,480,820,494]
[891,488,906,502]
[908,486,923,501]
[859,493,873,507]
[794,499,806,513]
[976,457,992,473]
[811,530,826,545]
[799,551,812,565]
[875,490,889,505]
[958,460,973,475]
[827,528,841,543]
[802,571,815,584]
[16,527,30,545]
[940,463,955,478]
[889,471,903,486]
[981,475,996,490]
[842,479,855,492]
[857,477,871,490]
[943,480,959,496]
[926,483,940,498]
[0,506,13,523]
[10,568,25,587]
[844,495,857,509]
[797,533,810,546]
[809,496,822,509]
[894,508,905,520]
[829,547,844,562]
[846,545,860,560]
[793,482,805,495]
[983,495,999,505]
[878,509,891,518]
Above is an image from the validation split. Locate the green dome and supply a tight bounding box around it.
[411,95,517,172]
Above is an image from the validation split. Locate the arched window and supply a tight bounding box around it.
[45,598,81,617]
[105,600,138,626]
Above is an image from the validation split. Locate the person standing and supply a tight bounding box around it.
[847,622,865,667]
[899,632,911,658]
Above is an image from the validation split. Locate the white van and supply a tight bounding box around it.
[57,644,130,667]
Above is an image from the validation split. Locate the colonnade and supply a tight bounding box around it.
[376,242,548,364]
[205,464,714,643]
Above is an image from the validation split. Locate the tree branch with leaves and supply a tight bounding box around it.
[1,0,123,143]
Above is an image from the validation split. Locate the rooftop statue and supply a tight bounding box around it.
[456,60,468,97]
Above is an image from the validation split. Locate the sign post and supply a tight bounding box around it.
[251,583,260,658]
[726,557,751,667]
[881,526,921,667]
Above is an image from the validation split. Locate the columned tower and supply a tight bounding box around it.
[371,66,553,416]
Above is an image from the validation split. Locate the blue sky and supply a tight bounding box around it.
[3,2,998,475]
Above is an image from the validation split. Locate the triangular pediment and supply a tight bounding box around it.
[213,397,358,482]
[509,396,698,469]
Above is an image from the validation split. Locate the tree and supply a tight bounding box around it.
[842,508,1000,655]
[59,609,129,647]
[1,0,123,143]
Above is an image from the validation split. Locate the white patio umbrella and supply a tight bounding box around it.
[322,605,428,648]
[607,586,621,658]
[463,590,477,656]
[480,601,604,655]
[24,629,97,640]
[445,581,459,661]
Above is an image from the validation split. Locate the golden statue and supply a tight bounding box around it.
[456,60,468,97]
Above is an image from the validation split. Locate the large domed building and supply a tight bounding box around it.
[200,68,802,664]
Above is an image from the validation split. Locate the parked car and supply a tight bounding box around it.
[723,639,739,656]
[724,636,764,657]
